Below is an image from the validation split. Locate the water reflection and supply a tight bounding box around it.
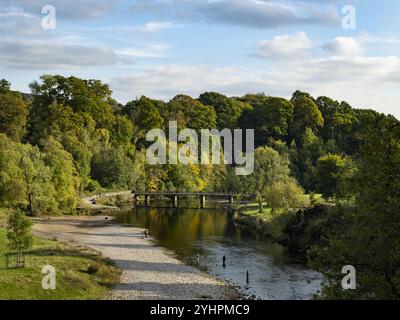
[116,206,322,300]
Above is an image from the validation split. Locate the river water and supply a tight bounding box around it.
[116,205,322,300]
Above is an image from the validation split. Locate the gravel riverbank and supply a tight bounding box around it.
[33,216,240,300]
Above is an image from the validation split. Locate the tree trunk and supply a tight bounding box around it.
[28,192,33,216]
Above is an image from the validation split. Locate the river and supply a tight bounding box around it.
[116,205,322,300]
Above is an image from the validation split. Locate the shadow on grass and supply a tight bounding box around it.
[24,247,115,268]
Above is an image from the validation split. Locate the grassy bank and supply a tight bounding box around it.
[0,228,121,300]
[235,203,295,243]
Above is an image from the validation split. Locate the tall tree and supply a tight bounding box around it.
[123,96,164,147]
[291,128,325,192]
[29,75,116,130]
[199,92,251,129]
[290,95,324,140]
[0,134,25,207]
[316,96,359,154]
[316,154,354,199]
[90,146,136,189]
[244,146,291,212]
[19,143,57,215]
[0,79,11,93]
[0,82,30,142]
[239,94,294,146]
[167,95,217,130]
[0,134,57,215]
[43,137,78,212]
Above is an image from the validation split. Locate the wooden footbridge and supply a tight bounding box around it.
[132,192,254,208]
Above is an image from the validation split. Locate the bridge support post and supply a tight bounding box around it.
[145,195,150,206]
[229,196,234,204]
[173,195,178,207]
[200,195,206,209]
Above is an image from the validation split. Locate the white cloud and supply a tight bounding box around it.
[116,44,170,58]
[136,21,179,33]
[0,6,34,18]
[323,37,363,57]
[254,32,313,59]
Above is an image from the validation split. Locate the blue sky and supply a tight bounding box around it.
[0,0,399,118]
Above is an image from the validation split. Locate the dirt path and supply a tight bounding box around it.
[80,191,133,210]
[32,215,239,300]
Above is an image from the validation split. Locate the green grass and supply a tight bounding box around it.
[239,203,294,241]
[0,228,121,300]
[241,202,272,216]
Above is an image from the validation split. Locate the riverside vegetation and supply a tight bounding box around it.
[0,76,399,299]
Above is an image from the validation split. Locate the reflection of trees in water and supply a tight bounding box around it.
[118,206,233,253]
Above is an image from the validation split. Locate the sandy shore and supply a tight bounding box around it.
[33,216,239,300]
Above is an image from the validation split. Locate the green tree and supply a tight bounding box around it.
[20,144,57,215]
[28,101,87,146]
[199,92,251,129]
[7,211,33,267]
[29,75,116,130]
[0,134,57,214]
[167,95,217,130]
[290,95,324,139]
[291,128,325,191]
[111,115,134,150]
[239,94,293,146]
[316,96,359,154]
[315,154,354,199]
[90,146,136,189]
[267,180,310,213]
[0,79,11,93]
[61,128,94,192]
[167,164,205,192]
[123,96,164,146]
[0,87,30,142]
[291,90,315,104]
[0,134,25,207]
[244,146,291,212]
[43,137,78,212]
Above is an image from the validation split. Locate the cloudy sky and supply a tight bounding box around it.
[1,0,399,118]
